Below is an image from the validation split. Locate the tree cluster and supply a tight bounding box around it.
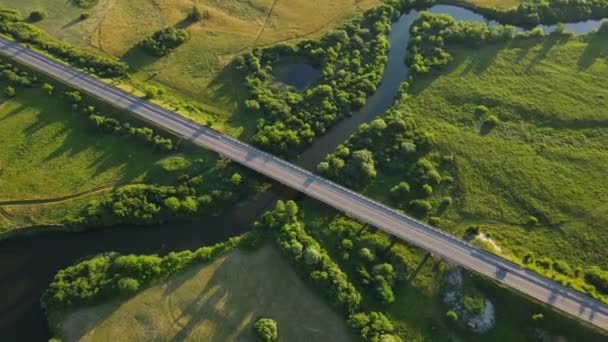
[259,201,403,341]
[141,27,190,56]
[0,60,37,87]
[258,200,363,315]
[349,311,401,342]
[235,5,396,156]
[42,234,257,312]
[522,252,608,300]
[89,114,174,151]
[407,12,515,75]
[70,164,253,227]
[318,106,451,218]
[477,0,608,26]
[0,7,128,77]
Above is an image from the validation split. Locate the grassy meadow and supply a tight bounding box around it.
[57,245,354,341]
[398,34,608,269]
[2,0,379,138]
[0,85,210,230]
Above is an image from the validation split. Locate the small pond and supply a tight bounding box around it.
[273,62,320,91]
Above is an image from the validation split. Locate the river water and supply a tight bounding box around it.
[0,5,604,341]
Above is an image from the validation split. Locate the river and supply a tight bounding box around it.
[0,5,604,341]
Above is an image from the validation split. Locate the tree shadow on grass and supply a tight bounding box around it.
[578,33,608,69]
[526,34,565,71]
[120,19,197,73]
[14,99,160,187]
[0,102,27,122]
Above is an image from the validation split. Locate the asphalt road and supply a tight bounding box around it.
[1,37,607,332]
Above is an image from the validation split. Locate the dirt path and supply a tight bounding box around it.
[253,0,280,45]
[0,183,142,207]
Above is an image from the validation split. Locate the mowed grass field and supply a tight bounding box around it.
[58,245,354,342]
[3,0,379,138]
[404,34,608,268]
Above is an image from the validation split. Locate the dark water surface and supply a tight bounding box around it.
[0,5,605,341]
[273,62,320,91]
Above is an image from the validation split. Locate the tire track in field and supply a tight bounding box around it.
[0,182,143,207]
[253,0,280,45]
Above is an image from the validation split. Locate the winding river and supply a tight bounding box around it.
[0,5,604,340]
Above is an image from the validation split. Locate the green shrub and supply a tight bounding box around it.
[141,28,190,56]
[28,10,47,22]
[5,86,15,97]
[409,199,432,214]
[253,318,278,342]
[74,0,98,9]
[446,310,459,322]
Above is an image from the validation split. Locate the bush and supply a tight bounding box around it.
[532,312,544,321]
[80,12,91,20]
[349,312,400,342]
[409,199,432,214]
[253,318,278,342]
[527,215,539,226]
[189,5,205,22]
[117,277,140,294]
[484,115,500,127]
[141,28,190,56]
[29,10,47,22]
[74,0,98,9]
[5,86,15,97]
[446,310,459,322]
[440,196,453,207]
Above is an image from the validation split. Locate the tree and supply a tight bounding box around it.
[190,5,205,22]
[29,10,47,22]
[532,312,544,321]
[253,317,278,342]
[5,86,15,97]
[527,215,539,226]
[446,310,459,322]
[117,277,140,294]
[285,200,299,218]
[304,247,322,266]
[164,197,181,212]
[390,182,410,198]
[422,184,433,197]
[409,199,432,214]
[358,247,375,263]
[42,83,54,95]
[144,85,161,99]
[230,172,243,186]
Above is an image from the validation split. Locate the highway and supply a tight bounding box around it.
[1,36,607,332]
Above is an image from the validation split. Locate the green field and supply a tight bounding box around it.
[57,245,354,341]
[0,87,162,200]
[402,34,608,269]
[0,84,211,230]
